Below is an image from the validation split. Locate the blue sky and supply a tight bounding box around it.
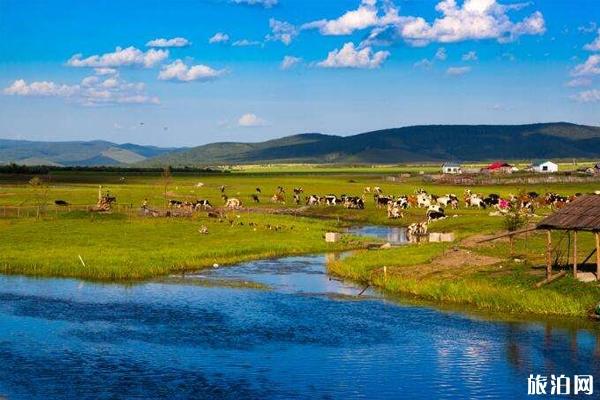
[0,0,599,146]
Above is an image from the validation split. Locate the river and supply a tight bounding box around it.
[0,226,598,399]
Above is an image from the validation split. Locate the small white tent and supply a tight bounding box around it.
[531,160,558,173]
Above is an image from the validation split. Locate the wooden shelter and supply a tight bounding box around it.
[537,195,600,281]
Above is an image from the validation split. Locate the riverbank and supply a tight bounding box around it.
[328,232,600,318]
[0,212,363,281]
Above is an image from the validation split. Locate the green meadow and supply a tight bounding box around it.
[1,166,600,317]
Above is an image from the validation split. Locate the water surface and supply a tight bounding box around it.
[0,229,599,399]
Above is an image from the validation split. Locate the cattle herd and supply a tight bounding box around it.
[160,184,582,224]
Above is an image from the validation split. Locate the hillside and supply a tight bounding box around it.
[143,122,600,166]
[0,139,177,166]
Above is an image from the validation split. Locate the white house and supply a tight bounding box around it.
[442,162,462,174]
[531,160,558,173]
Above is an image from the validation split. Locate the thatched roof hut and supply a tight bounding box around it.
[537,195,600,281]
[537,195,600,232]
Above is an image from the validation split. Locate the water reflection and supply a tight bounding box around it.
[0,244,599,398]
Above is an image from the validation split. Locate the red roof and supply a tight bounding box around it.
[486,162,511,170]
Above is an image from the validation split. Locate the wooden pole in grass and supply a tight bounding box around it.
[596,232,600,281]
[546,230,552,279]
[573,230,578,278]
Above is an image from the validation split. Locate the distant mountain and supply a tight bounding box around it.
[143,122,600,166]
[3,123,600,167]
[0,139,177,166]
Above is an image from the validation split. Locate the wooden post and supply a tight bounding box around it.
[546,230,552,279]
[573,230,578,278]
[596,232,600,281]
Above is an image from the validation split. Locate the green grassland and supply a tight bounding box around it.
[1,168,600,317]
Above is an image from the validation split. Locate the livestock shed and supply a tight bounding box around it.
[531,160,558,173]
[441,162,462,174]
[537,195,600,281]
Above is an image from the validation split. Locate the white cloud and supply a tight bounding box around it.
[584,29,600,52]
[67,46,168,68]
[413,58,433,69]
[146,37,190,48]
[266,18,298,45]
[435,47,447,61]
[94,67,118,76]
[3,79,79,97]
[578,22,597,34]
[232,39,262,47]
[317,42,389,69]
[281,56,302,70]
[566,77,592,88]
[232,0,277,8]
[446,66,471,76]
[209,33,230,44]
[571,89,600,103]
[571,54,600,77]
[394,0,545,46]
[4,76,159,106]
[462,51,478,61]
[158,59,224,82]
[238,113,266,127]
[302,0,399,36]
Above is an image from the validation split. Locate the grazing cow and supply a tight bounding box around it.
[251,194,260,203]
[54,200,69,206]
[293,193,301,205]
[293,187,304,195]
[220,185,226,193]
[256,187,261,193]
[374,195,392,208]
[426,208,446,222]
[277,186,285,193]
[427,204,444,214]
[344,196,365,209]
[225,198,242,209]
[364,187,371,194]
[306,195,320,206]
[416,192,431,208]
[374,186,383,195]
[195,182,204,188]
[387,202,403,219]
[324,195,338,206]
[194,200,212,210]
[407,221,428,240]
[271,192,285,204]
[436,194,459,209]
[168,199,183,208]
[464,192,486,209]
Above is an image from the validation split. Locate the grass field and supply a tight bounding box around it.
[1,167,600,317]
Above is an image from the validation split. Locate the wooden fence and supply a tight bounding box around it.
[0,203,135,218]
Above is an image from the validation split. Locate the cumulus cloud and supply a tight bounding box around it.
[209,33,230,44]
[4,75,159,106]
[571,54,600,77]
[232,39,262,47]
[158,59,224,82]
[570,89,600,103]
[317,42,389,69]
[446,66,471,75]
[280,56,302,70]
[146,37,190,48]
[265,18,298,45]
[302,0,400,36]
[232,0,277,8]
[413,58,433,69]
[238,113,266,127]
[67,46,168,68]
[462,51,478,61]
[565,77,592,88]
[94,67,118,76]
[435,47,447,60]
[3,80,79,97]
[584,29,600,52]
[361,0,546,47]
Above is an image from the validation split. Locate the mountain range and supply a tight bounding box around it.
[2,123,599,167]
